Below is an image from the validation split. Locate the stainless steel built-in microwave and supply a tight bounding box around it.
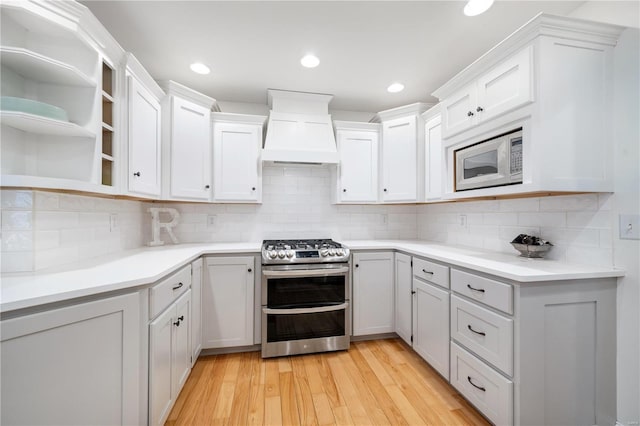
[455,129,523,191]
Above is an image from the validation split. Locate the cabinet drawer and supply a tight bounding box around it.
[413,257,449,288]
[150,265,191,319]
[451,295,513,376]
[451,269,513,314]
[450,342,513,426]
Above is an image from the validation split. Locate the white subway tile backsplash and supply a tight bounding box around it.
[1,190,33,209]
[34,211,79,230]
[1,251,33,272]
[518,212,566,227]
[1,231,33,251]
[540,194,599,212]
[2,211,32,230]
[483,212,518,226]
[499,198,540,212]
[566,211,612,229]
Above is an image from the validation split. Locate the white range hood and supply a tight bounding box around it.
[262,89,339,164]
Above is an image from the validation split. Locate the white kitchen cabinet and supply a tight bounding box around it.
[160,81,216,201]
[190,258,203,366]
[413,278,450,380]
[211,113,266,203]
[423,110,444,201]
[441,47,533,138]
[1,292,141,425]
[394,252,412,344]
[352,251,394,336]
[126,54,163,198]
[378,103,429,203]
[202,256,255,348]
[333,121,380,203]
[149,289,191,426]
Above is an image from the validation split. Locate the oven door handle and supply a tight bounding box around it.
[263,302,348,315]
[262,266,349,278]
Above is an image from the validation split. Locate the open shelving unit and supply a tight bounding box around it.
[101,61,115,187]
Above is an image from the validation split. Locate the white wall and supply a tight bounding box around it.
[569,3,640,424]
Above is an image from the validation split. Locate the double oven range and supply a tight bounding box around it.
[261,239,351,358]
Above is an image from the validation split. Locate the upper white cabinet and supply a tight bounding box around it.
[202,256,255,348]
[422,105,444,201]
[377,103,430,203]
[0,2,123,194]
[333,121,380,203]
[1,292,142,425]
[211,113,266,203]
[125,54,163,198]
[441,47,533,138]
[435,15,624,199]
[352,251,395,336]
[159,81,216,202]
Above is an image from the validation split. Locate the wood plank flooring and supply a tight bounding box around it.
[166,338,490,426]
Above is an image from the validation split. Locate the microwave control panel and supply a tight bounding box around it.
[510,137,523,175]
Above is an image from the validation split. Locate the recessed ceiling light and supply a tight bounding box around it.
[387,83,405,93]
[464,0,494,16]
[190,62,210,75]
[300,54,320,68]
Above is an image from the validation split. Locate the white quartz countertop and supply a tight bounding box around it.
[1,240,624,313]
[0,243,260,313]
[343,240,625,283]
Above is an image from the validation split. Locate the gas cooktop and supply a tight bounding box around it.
[261,239,350,264]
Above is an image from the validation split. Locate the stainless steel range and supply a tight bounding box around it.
[261,239,351,358]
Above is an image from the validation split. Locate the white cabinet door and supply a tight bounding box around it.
[149,301,174,426]
[1,293,141,426]
[352,252,394,336]
[394,252,412,345]
[203,256,255,348]
[442,84,477,138]
[169,97,211,200]
[476,46,533,123]
[425,116,443,201]
[128,76,161,196]
[381,116,417,202]
[212,123,261,202]
[172,290,192,398]
[190,258,202,366]
[413,278,450,380]
[337,129,378,202]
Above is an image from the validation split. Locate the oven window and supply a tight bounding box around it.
[266,310,346,342]
[464,150,498,179]
[267,276,345,308]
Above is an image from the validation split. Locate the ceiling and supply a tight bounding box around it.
[82,1,583,113]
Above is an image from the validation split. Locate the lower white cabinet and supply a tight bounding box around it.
[352,251,394,336]
[394,252,412,344]
[191,258,203,366]
[202,256,255,348]
[149,289,191,426]
[0,292,142,425]
[413,278,450,380]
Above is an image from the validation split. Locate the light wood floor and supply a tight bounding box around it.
[166,338,490,426]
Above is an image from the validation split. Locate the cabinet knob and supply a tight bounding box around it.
[383,188,388,192]
[476,106,484,112]
[355,264,359,268]
[248,268,252,272]
[205,185,210,189]
[343,189,347,192]
[467,111,474,117]
[411,290,416,295]
[133,172,141,177]
[252,187,256,191]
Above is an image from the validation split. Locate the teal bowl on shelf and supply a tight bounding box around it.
[0,96,69,122]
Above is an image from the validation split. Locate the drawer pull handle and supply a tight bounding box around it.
[172,282,184,291]
[422,269,434,275]
[467,284,485,293]
[467,324,486,336]
[467,376,486,392]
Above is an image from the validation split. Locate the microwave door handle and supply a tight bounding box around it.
[263,267,350,278]
[263,303,348,315]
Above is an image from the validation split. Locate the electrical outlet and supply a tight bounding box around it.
[459,214,467,229]
[381,214,388,225]
[207,214,216,228]
[619,214,640,240]
[109,213,118,232]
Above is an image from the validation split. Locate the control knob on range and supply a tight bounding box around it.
[336,249,344,256]
[268,250,277,259]
[329,249,336,256]
[277,250,285,259]
[320,249,329,257]
[286,250,294,258]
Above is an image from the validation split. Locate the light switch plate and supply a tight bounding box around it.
[619,214,640,240]
[109,213,118,232]
[207,214,216,228]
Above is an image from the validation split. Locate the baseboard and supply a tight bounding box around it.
[199,344,261,357]
[617,421,640,426]
[350,332,399,342]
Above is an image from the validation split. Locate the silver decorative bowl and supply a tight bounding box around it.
[511,242,553,258]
